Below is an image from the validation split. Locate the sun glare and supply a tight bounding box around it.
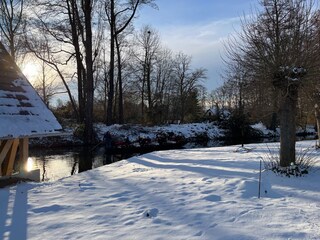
[22,63,40,80]
[26,157,34,172]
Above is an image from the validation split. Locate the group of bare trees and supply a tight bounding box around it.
[95,25,207,125]
[0,0,207,144]
[215,0,320,167]
[0,0,25,62]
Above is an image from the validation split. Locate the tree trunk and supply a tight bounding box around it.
[84,0,94,145]
[103,76,108,123]
[180,83,185,123]
[270,90,279,131]
[115,36,124,124]
[146,61,152,122]
[67,0,85,123]
[279,88,298,167]
[10,35,15,62]
[106,0,115,125]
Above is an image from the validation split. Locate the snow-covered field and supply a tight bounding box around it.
[1,141,320,240]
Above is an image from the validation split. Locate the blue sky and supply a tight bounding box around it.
[135,0,257,92]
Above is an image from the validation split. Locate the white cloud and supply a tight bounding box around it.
[157,17,242,91]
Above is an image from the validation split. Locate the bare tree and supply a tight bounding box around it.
[173,52,206,122]
[151,48,174,123]
[130,26,160,122]
[225,0,319,167]
[0,0,25,62]
[32,56,63,107]
[65,0,86,122]
[27,0,103,144]
[304,10,320,147]
[210,87,230,111]
[25,36,79,119]
[82,0,95,144]
[104,0,156,125]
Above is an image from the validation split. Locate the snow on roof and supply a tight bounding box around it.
[0,42,62,139]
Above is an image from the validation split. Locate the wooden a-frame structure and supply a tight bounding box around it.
[0,42,62,179]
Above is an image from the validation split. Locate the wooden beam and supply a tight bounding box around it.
[0,139,14,166]
[2,139,19,176]
[19,138,29,172]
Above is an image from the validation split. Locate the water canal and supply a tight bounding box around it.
[28,146,135,182]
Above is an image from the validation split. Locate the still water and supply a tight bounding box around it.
[28,147,135,182]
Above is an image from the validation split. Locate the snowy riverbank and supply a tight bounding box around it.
[1,140,320,239]
[30,121,317,149]
[29,122,226,148]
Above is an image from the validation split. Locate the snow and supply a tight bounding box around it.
[95,122,224,143]
[296,125,316,135]
[251,122,277,136]
[1,141,320,239]
[0,77,62,139]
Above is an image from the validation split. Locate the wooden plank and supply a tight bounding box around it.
[19,138,29,172]
[0,139,14,166]
[2,139,19,176]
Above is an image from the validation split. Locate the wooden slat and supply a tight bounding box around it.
[0,139,14,166]
[2,139,19,176]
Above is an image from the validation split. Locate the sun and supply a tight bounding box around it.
[22,62,40,80]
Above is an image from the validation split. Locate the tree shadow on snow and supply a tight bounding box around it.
[130,154,258,180]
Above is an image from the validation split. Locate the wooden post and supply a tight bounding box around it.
[0,139,14,166]
[19,138,29,173]
[2,139,19,176]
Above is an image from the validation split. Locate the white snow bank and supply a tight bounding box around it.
[251,122,277,136]
[95,122,224,142]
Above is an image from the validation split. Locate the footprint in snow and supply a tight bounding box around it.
[133,168,149,172]
[201,190,214,195]
[203,194,221,202]
[78,182,95,191]
[143,208,159,218]
[194,231,203,237]
[201,177,213,184]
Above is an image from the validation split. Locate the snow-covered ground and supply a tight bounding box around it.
[1,141,320,240]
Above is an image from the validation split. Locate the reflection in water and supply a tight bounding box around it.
[77,148,93,173]
[26,157,34,172]
[27,147,134,182]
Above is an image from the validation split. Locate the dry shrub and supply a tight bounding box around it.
[262,144,317,177]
